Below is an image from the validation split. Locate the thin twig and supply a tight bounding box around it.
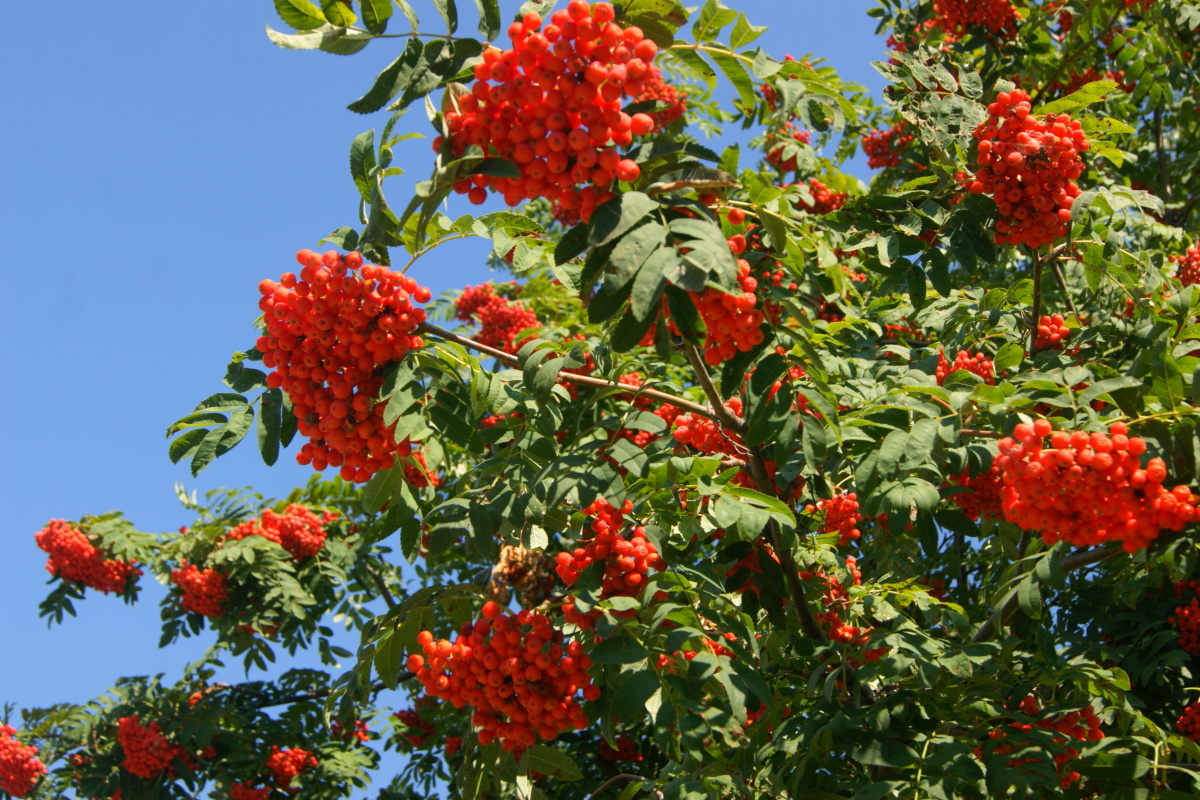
[585,774,649,800]
[368,567,398,609]
[418,322,716,421]
[1029,250,1044,354]
[1049,252,1080,320]
[961,428,1003,440]
[681,341,746,433]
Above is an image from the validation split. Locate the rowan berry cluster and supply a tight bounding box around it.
[1179,701,1200,743]
[408,603,595,754]
[265,746,318,790]
[1172,245,1200,287]
[691,259,766,366]
[437,1,682,223]
[968,89,1088,249]
[116,715,190,779]
[1170,580,1200,656]
[225,504,337,561]
[996,420,1200,552]
[801,557,880,651]
[393,708,435,748]
[455,283,540,354]
[764,123,811,173]
[330,720,370,744]
[0,725,46,798]
[170,561,228,618]
[987,696,1104,788]
[1034,314,1071,350]
[936,350,996,385]
[634,74,687,128]
[598,734,643,763]
[861,121,913,169]
[444,736,463,758]
[34,519,141,595]
[257,249,432,484]
[796,179,847,215]
[229,783,272,800]
[806,493,862,546]
[556,499,666,627]
[932,0,1021,39]
[948,466,1005,521]
[673,398,744,457]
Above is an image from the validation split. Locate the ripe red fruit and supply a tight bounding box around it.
[225,504,337,561]
[936,349,996,385]
[34,519,141,595]
[0,725,46,798]
[1179,700,1200,743]
[861,120,914,169]
[932,0,1021,40]
[1171,245,1200,287]
[170,561,228,618]
[116,715,191,779]
[806,493,862,546]
[265,746,318,789]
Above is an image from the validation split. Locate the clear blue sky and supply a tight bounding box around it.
[0,0,885,791]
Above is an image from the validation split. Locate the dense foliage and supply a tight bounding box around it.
[7,0,1200,798]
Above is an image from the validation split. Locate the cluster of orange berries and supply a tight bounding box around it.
[996,420,1200,552]
[1170,580,1200,656]
[796,179,847,215]
[1172,245,1200,287]
[438,1,683,224]
[225,504,337,561]
[34,519,140,595]
[986,696,1104,789]
[116,715,190,780]
[265,746,318,791]
[936,349,996,385]
[1034,313,1071,350]
[1178,701,1200,743]
[806,493,862,546]
[330,719,370,744]
[257,249,432,484]
[673,398,743,456]
[0,725,46,798]
[969,89,1088,249]
[408,603,596,754]
[948,466,1005,521]
[932,0,1021,39]
[861,121,913,169]
[556,499,666,627]
[455,283,540,354]
[170,561,228,618]
[802,557,881,653]
[764,124,811,172]
[393,708,435,747]
[598,733,643,763]
[656,632,737,671]
[445,736,463,758]
[230,783,272,800]
[691,258,766,366]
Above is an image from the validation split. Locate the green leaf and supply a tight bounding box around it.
[166,411,227,438]
[472,0,500,39]
[373,630,407,690]
[630,251,668,321]
[320,0,356,26]
[360,0,392,33]
[432,0,458,34]
[1017,576,1042,620]
[728,12,766,48]
[257,388,283,467]
[1035,80,1121,115]
[590,193,659,247]
[708,49,757,109]
[274,0,327,30]
[589,635,649,664]
[347,38,423,114]
[993,341,1025,372]
[691,0,737,41]
[555,224,590,265]
[526,746,582,781]
[194,392,250,413]
[168,429,209,464]
[350,129,377,200]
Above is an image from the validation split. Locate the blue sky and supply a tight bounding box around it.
[0,0,887,792]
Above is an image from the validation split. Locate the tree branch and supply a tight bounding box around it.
[1154,102,1174,205]
[681,341,746,433]
[1029,250,1044,354]
[585,774,649,800]
[417,322,716,421]
[368,567,397,609]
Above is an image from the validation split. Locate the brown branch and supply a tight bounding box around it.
[1173,192,1200,228]
[1029,250,1045,354]
[585,774,649,800]
[971,545,1123,643]
[681,341,747,433]
[961,428,1003,440]
[368,567,397,609]
[1154,102,1174,205]
[1050,254,1080,321]
[418,322,715,421]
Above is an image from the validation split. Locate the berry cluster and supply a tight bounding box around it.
[806,493,862,546]
[258,249,431,484]
[170,561,228,618]
[794,179,847,215]
[34,519,140,595]
[987,696,1104,789]
[408,604,595,754]
[116,715,190,779]
[672,398,777,490]
[445,736,463,758]
[225,504,337,561]
[1034,314,1071,350]
[330,720,370,744]
[266,747,318,790]
[394,708,435,748]
[764,123,811,173]
[1172,245,1200,287]
[229,783,272,800]
[1170,580,1200,656]
[438,1,682,223]
[691,258,766,366]
[1179,701,1200,743]
[861,121,913,169]
[996,420,1200,552]
[0,726,46,798]
[932,0,1021,39]
[948,466,1005,521]
[556,499,666,627]
[969,89,1088,249]
[937,350,996,385]
[598,734,643,764]
[800,558,881,653]
[455,283,540,354]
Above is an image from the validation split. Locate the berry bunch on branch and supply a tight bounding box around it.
[0,726,45,799]
[35,519,141,596]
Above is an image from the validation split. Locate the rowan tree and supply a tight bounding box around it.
[7,0,1200,799]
